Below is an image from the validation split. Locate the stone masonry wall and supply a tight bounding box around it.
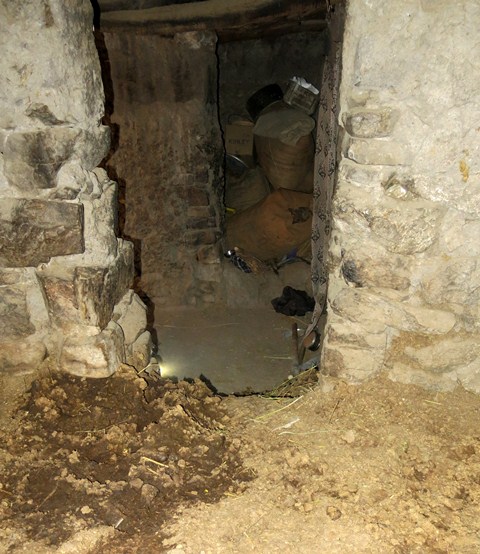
[0,0,151,377]
[103,30,224,308]
[322,0,480,393]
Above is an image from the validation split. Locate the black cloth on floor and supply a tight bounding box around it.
[271,286,315,316]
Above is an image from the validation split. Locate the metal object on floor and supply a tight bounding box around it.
[304,329,321,352]
[291,323,320,376]
[225,153,249,177]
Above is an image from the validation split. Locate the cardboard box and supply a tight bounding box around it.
[225,121,254,157]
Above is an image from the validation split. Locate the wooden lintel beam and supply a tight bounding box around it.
[101,0,328,39]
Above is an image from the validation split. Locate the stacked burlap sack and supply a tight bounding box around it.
[225,103,315,263]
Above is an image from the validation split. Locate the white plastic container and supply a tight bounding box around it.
[284,77,320,115]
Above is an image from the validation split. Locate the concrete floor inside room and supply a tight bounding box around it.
[153,260,318,394]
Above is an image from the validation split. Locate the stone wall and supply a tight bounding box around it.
[103,30,224,308]
[0,0,150,377]
[322,0,480,393]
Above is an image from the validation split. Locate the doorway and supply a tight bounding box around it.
[95,3,343,393]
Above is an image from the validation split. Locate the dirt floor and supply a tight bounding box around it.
[1,365,480,553]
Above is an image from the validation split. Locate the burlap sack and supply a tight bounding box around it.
[225,167,271,213]
[255,133,314,191]
[253,108,315,192]
[226,189,313,261]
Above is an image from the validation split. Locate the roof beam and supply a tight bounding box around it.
[101,0,328,40]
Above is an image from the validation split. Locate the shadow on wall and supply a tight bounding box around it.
[90,0,101,29]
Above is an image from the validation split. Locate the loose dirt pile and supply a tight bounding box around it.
[0,366,250,553]
[1,368,480,553]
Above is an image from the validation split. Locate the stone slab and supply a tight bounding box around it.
[0,199,84,267]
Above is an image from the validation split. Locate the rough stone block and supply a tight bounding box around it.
[402,305,456,335]
[340,247,411,290]
[39,239,134,331]
[60,321,125,378]
[388,363,457,393]
[387,331,480,375]
[1,1,105,130]
[382,174,418,200]
[113,290,147,346]
[40,274,83,329]
[408,337,478,372]
[321,342,384,382]
[455,359,480,394]
[0,199,84,267]
[0,268,50,336]
[186,187,209,206]
[4,128,80,189]
[81,183,119,262]
[339,160,388,191]
[438,209,480,257]
[325,317,386,350]
[346,138,410,166]
[76,126,111,169]
[184,229,220,246]
[196,244,221,265]
[74,242,134,329]
[186,216,217,230]
[366,205,443,255]
[56,161,113,201]
[330,288,405,334]
[55,161,88,199]
[187,206,215,218]
[0,285,35,340]
[0,337,47,373]
[104,239,135,307]
[126,330,153,370]
[0,268,51,373]
[332,184,444,257]
[343,109,398,138]
[330,288,455,336]
[418,257,480,310]
[73,266,108,327]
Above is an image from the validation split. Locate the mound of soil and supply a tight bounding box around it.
[0,366,251,552]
